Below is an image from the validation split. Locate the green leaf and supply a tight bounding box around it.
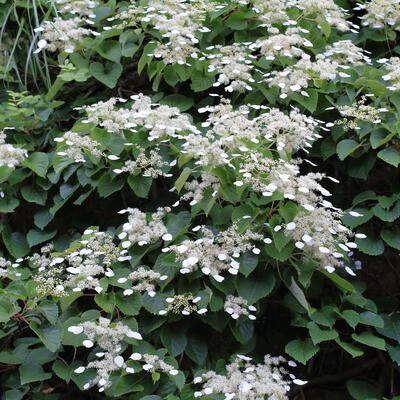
[165,211,191,238]
[0,197,19,213]
[115,292,141,316]
[377,147,400,167]
[359,311,384,328]
[97,40,121,63]
[341,208,373,229]
[2,229,29,258]
[174,167,192,193]
[352,332,385,350]
[30,321,63,352]
[27,229,56,247]
[316,16,331,37]
[106,375,144,396]
[335,339,364,358]
[34,209,54,230]
[19,363,52,385]
[160,326,187,356]
[291,89,318,113]
[94,292,116,313]
[160,94,194,112]
[355,231,384,256]
[0,298,20,322]
[38,302,59,325]
[52,359,73,383]
[340,309,360,329]
[226,11,247,30]
[336,139,360,160]
[372,202,400,222]
[20,186,47,205]
[307,321,338,345]
[346,379,381,400]
[230,319,254,344]
[285,338,319,365]
[23,152,49,177]
[288,277,310,313]
[190,70,214,92]
[265,240,295,261]
[164,65,180,87]
[185,336,208,365]
[376,313,400,341]
[319,269,355,293]
[387,343,400,366]
[97,174,124,198]
[4,390,24,400]
[236,270,275,304]
[127,175,152,198]
[89,61,122,88]
[142,292,169,314]
[238,251,258,277]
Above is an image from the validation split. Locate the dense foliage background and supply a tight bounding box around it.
[1,0,400,399]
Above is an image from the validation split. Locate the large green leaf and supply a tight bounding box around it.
[376,313,400,341]
[377,147,400,167]
[236,270,275,303]
[89,61,122,88]
[97,174,124,198]
[285,338,319,365]
[23,152,49,177]
[346,379,381,400]
[307,321,338,345]
[2,228,29,258]
[336,139,360,160]
[30,321,63,352]
[160,94,194,112]
[19,363,52,385]
[27,229,56,247]
[160,326,187,356]
[127,175,152,198]
[352,332,385,350]
[97,40,121,63]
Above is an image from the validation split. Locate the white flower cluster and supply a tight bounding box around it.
[181,172,220,204]
[324,40,371,65]
[31,229,120,296]
[139,353,179,376]
[253,27,313,60]
[251,0,297,27]
[118,207,168,246]
[35,17,98,53]
[335,95,381,130]
[117,0,211,65]
[194,354,292,399]
[289,208,357,271]
[262,40,368,98]
[224,295,256,320]
[357,0,400,30]
[0,131,27,168]
[68,317,143,391]
[80,94,199,138]
[381,57,400,91]
[114,148,170,178]
[55,131,103,162]
[121,266,167,297]
[0,257,12,278]
[56,0,97,15]
[159,294,207,315]
[195,98,320,155]
[297,0,357,32]
[206,44,254,92]
[167,225,263,280]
